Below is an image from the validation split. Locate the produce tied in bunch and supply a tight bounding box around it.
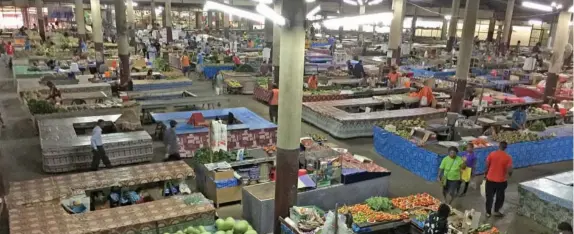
[226,79,242,88]
[365,197,394,212]
[492,131,554,144]
[256,78,269,88]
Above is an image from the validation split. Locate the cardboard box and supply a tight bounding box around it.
[206,168,235,181]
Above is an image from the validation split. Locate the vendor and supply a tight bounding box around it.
[145,69,154,80]
[45,81,62,104]
[232,53,242,68]
[511,106,527,130]
[423,203,451,234]
[307,74,318,90]
[418,80,435,107]
[196,51,204,74]
[387,66,400,89]
[259,60,271,76]
[352,60,366,78]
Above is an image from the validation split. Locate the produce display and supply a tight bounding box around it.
[193,148,250,164]
[528,120,547,132]
[337,203,408,223]
[27,99,59,114]
[379,118,426,139]
[164,217,257,234]
[256,78,269,88]
[153,57,172,72]
[309,133,327,142]
[390,193,440,211]
[325,70,349,77]
[469,138,492,148]
[492,131,554,144]
[236,64,255,73]
[290,206,325,231]
[365,197,393,212]
[226,79,242,88]
[528,107,552,115]
[263,145,276,154]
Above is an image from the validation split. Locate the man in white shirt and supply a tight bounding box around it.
[90,119,112,171]
[262,47,271,63]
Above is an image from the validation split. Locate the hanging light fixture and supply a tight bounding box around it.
[204,1,265,23]
[343,0,383,6]
[306,5,321,20]
[256,3,287,26]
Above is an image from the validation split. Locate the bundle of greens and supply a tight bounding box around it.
[365,197,394,212]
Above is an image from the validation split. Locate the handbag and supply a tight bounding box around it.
[461,168,472,182]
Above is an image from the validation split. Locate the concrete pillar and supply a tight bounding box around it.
[544,11,572,104]
[35,0,46,41]
[74,0,86,41]
[114,0,130,85]
[388,0,405,66]
[91,0,104,67]
[162,8,167,28]
[273,1,306,233]
[338,2,343,41]
[549,19,558,48]
[441,19,448,40]
[451,0,480,113]
[196,11,203,29]
[486,18,495,42]
[446,0,460,52]
[150,0,157,28]
[247,21,253,32]
[410,8,417,41]
[207,11,213,28]
[223,14,230,39]
[358,5,365,46]
[264,18,273,48]
[502,0,514,46]
[272,0,282,85]
[165,0,173,43]
[126,0,136,48]
[215,13,221,30]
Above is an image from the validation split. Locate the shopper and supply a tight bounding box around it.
[163,120,182,161]
[511,106,527,130]
[45,81,62,104]
[181,52,191,77]
[484,141,513,217]
[5,41,13,69]
[423,203,451,234]
[90,119,112,171]
[418,79,435,107]
[352,60,366,78]
[268,84,279,123]
[459,143,476,196]
[232,53,242,68]
[558,222,573,234]
[438,146,464,204]
[214,71,224,95]
[196,51,204,75]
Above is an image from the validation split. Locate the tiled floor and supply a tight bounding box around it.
[0,69,570,234]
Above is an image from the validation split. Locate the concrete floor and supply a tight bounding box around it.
[0,68,570,234]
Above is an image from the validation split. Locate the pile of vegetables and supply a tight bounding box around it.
[164,217,256,234]
[226,79,242,88]
[528,120,547,132]
[390,193,440,211]
[153,57,172,72]
[236,64,255,73]
[492,131,554,144]
[471,224,500,234]
[470,138,492,148]
[256,78,269,88]
[365,197,393,212]
[309,133,327,142]
[337,204,408,223]
[528,107,551,116]
[193,148,249,164]
[378,118,426,132]
[27,99,59,114]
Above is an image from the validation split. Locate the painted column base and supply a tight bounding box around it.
[543,73,559,104]
[450,79,468,113]
[273,65,280,85]
[94,42,104,67]
[273,148,299,234]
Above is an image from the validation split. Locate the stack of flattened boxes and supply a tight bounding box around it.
[39,114,154,172]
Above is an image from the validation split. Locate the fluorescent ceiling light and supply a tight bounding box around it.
[551,2,556,7]
[251,0,272,4]
[204,1,264,23]
[521,1,553,12]
[528,19,542,25]
[444,14,451,20]
[306,0,316,2]
[357,0,363,5]
[556,4,563,9]
[323,12,393,27]
[306,5,321,20]
[368,0,383,5]
[570,6,574,12]
[343,0,358,6]
[256,3,286,26]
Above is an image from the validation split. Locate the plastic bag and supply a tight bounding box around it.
[321,211,352,234]
[480,179,486,198]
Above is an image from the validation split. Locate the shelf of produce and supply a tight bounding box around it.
[302,98,447,138]
[7,161,216,234]
[151,107,277,155]
[242,174,390,234]
[373,125,574,181]
[38,113,153,172]
[253,86,412,105]
[221,71,258,94]
[518,171,573,230]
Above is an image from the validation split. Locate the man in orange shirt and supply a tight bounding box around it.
[268,84,279,123]
[418,80,435,107]
[307,75,318,90]
[387,66,400,89]
[181,52,191,77]
[484,141,513,217]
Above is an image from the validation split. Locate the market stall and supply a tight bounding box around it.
[38,113,152,172]
[221,70,258,94]
[518,171,573,230]
[132,78,193,91]
[373,124,573,181]
[203,63,236,79]
[151,107,277,155]
[302,98,447,138]
[6,161,217,234]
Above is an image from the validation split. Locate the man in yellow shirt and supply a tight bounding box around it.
[181,52,191,77]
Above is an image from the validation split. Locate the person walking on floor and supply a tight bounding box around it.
[459,143,477,196]
[484,141,513,217]
[90,119,112,171]
[163,120,182,161]
[268,84,279,124]
[438,146,465,204]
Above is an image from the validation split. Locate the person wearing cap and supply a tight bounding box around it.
[163,120,181,161]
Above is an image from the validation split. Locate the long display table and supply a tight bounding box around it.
[519,171,573,230]
[7,161,216,234]
[302,98,447,138]
[243,175,390,234]
[373,125,573,181]
[254,86,412,104]
[151,107,277,156]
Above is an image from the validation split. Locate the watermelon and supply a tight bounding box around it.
[198,226,207,233]
[221,217,235,231]
[215,218,225,230]
[245,230,257,234]
[233,221,248,234]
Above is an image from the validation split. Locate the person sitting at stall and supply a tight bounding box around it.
[387,66,400,89]
[307,74,318,90]
[418,79,435,107]
[259,60,271,76]
[511,106,527,130]
[346,60,353,75]
[45,81,62,104]
[352,60,366,78]
[423,203,451,234]
[145,69,154,80]
[232,53,242,68]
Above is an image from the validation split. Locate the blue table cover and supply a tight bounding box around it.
[401,66,488,79]
[150,107,277,135]
[374,126,573,181]
[203,65,235,79]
